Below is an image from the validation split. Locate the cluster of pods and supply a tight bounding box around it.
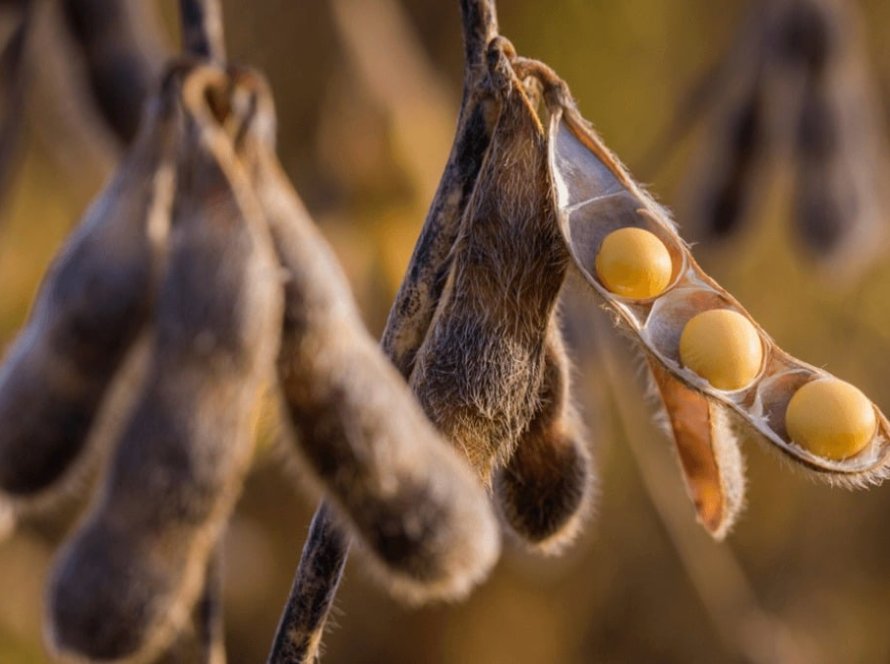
[385,0,890,547]
[0,54,505,661]
[285,0,890,658]
[0,1,887,662]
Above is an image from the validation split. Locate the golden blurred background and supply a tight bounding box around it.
[3,0,890,662]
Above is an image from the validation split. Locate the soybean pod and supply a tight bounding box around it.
[494,322,594,553]
[237,71,499,602]
[48,65,283,663]
[0,68,178,498]
[410,39,569,481]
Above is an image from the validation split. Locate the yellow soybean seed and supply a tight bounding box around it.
[786,378,876,460]
[679,309,763,391]
[595,227,672,299]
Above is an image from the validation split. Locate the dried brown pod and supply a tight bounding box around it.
[521,59,890,496]
[648,360,745,539]
[494,322,594,553]
[380,0,501,377]
[236,70,499,603]
[0,67,177,498]
[409,40,568,481]
[47,65,283,663]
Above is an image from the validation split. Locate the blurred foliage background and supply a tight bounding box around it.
[3,0,890,662]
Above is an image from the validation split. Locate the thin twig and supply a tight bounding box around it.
[198,546,227,664]
[267,503,349,664]
[178,0,225,62]
[459,0,498,73]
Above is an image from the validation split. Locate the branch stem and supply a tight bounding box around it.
[178,0,226,61]
[459,0,499,72]
[267,504,350,664]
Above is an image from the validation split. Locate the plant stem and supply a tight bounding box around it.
[460,0,499,72]
[178,0,226,61]
[199,546,227,664]
[267,503,349,664]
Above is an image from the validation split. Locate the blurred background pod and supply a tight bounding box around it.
[673,0,890,278]
[675,0,777,244]
[240,71,500,604]
[494,320,595,554]
[152,546,226,664]
[48,65,283,663]
[0,0,170,219]
[0,67,178,501]
[785,0,890,275]
[409,39,568,482]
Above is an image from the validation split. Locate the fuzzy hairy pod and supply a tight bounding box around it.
[380,14,500,377]
[410,41,569,482]
[0,73,177,498]
[232,71,500,604]
[494,323,594,553]
[48,65,283,663]
[521,58,890,494]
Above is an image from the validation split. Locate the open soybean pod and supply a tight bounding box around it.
[232,70,499,605]
[0,66,179,499]
[494,323,595,553]
[409,39,569,483]
[529,64,890,519]
[48,65,283,663]
[786,0,890,273]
